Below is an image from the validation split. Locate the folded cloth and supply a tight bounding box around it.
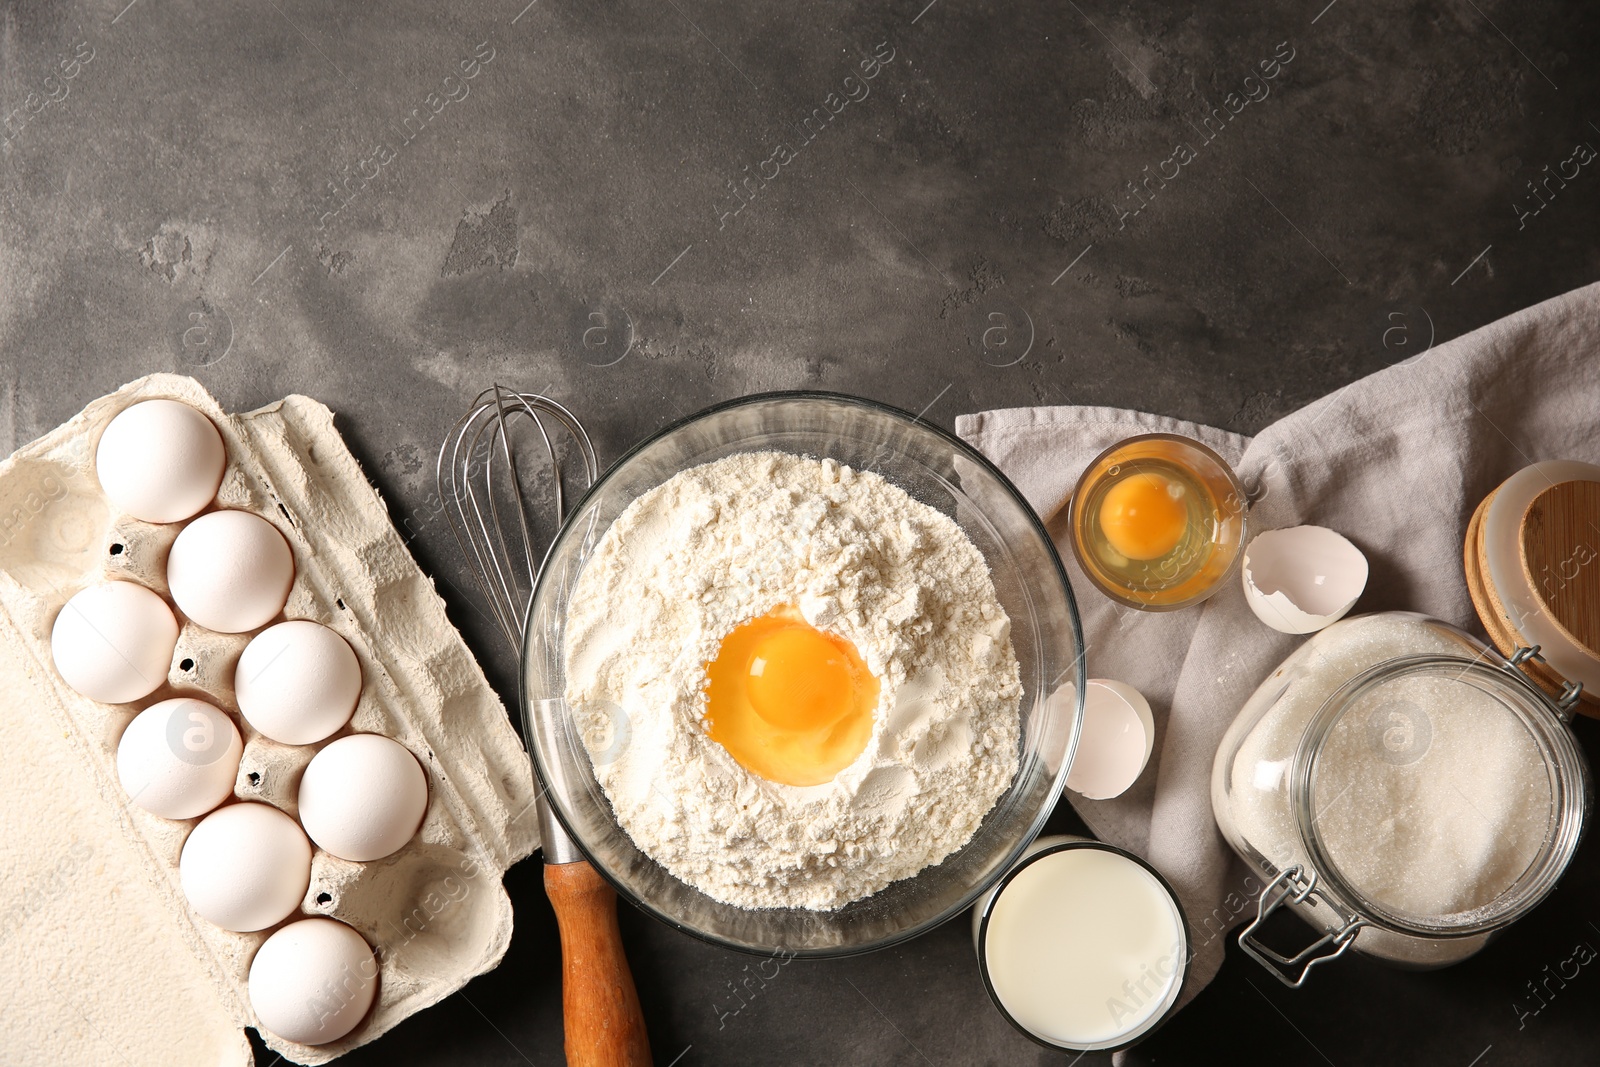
[956,280,1600,1006]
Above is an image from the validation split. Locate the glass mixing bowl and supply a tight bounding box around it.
[521,392,1085,956]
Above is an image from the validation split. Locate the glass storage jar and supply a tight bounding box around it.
[1212,612,1590,986]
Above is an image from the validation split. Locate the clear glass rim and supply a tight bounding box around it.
[1294,653,1591,938]
[519,389,1087,957]
[1066,432,1249,612]
[973,839,1190,1052]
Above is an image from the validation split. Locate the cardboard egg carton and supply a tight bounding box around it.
[0,374,539,1065]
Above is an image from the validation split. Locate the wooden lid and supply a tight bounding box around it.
[1464,480,1600,716]
[1521,480,1600,660]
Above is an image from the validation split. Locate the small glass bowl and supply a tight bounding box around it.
[1068,433,1248,611]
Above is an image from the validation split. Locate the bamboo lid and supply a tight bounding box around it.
[1465,476,1600,716]
[1522,480,1600,658]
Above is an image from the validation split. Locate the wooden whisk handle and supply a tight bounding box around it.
[544,860,653,1067]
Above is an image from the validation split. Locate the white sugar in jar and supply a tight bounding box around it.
[1212,612,1590,982]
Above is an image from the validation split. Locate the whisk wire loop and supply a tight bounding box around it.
[436,386,598,651]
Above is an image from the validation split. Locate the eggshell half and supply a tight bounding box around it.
[50,581,179,703]
[116,697,243,819]
[1065,679,1155,800]
[95,398,226,523]
[298,734,428,862]
[167,510,294,633]
[248,918,378,1045]
[1242,525,1369,635]
[179,802,312,932]
[235,621,362,745]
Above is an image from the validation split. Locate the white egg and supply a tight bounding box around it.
[167,510,294,633]
[1065,679,1155,801]
[95,399,226,523]
[298,734,428,862]
[248,918,377,1046]
[179,802,312,932]
[51,581,179,703]
[1241,525,1370,635]
[235,621,362,745]
[116,697,243,819]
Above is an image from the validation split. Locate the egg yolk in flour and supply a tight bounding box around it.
[704,606,878,787]
[1097,472,1190,561]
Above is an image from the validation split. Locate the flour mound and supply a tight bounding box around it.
[563,452,1022,910]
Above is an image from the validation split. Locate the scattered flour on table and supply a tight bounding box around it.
[562,452,1023,910]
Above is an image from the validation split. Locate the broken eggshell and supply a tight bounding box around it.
[1064,679,1155,801]
[1241,525,1369,635]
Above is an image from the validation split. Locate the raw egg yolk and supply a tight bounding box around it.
[704,607,877,787]
[1098,472,1188,561]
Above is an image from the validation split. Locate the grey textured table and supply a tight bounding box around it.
[6,0,1599,1063]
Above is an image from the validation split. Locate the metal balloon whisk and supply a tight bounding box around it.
[437,388,653,1067]
[436,385,598,652]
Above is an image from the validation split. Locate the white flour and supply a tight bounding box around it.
[563,452,1022,910]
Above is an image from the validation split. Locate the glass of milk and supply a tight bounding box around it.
[972,835,1189,1051]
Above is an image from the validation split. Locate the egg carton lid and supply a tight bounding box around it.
[0,374,541,1065]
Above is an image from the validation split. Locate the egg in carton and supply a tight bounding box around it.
[0,373,540,1066]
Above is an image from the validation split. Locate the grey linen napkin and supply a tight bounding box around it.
[955,280,1600,1005]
